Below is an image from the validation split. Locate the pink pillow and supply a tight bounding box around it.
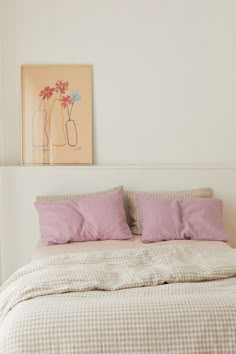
[138,196,182,242]
[138,195,229,242]
[35,187,132,245]
[180,198,228,241]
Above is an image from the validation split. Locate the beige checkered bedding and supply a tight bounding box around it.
[0,243,236,353]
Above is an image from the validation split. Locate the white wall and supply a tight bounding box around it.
[0,4,4,283]
[1,0,236,165]
[0,170,3,284]
[0,0,4,166]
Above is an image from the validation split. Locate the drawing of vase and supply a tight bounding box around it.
[49,98,67,146]
[66,120,78,147]
[32,109,49,147]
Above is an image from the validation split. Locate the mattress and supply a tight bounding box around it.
[32,236,230,259]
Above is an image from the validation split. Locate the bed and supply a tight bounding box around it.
[1,187,236,353]
[1,239,236,353]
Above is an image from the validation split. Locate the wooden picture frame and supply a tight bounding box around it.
[21,65,93,165]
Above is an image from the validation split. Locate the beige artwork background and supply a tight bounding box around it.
[21,65,92,165]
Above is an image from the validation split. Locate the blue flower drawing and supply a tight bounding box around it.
[70,91,81,103]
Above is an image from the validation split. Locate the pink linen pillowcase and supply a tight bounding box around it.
[35,187,132,246]
[138,196,182,242]
[180,198,228,241]
[138,195,229,242]
[35,199,87,246]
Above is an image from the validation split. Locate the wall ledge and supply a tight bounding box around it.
[2,163,236,170]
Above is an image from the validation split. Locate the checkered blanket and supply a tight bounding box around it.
[1,243,236,353]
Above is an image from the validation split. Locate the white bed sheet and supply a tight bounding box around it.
[32,236,230,259]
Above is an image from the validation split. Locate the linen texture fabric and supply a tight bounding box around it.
[36,185,122,203]
[138,196,182,242]
[126,187,214,235]
[139,196,229,242]
[0,243,236,353]
[180,197,228,241]
[35,187,132,245]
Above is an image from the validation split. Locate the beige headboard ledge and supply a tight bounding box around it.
[1,165,236,282]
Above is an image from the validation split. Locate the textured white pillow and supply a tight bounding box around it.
[36,186,122,203]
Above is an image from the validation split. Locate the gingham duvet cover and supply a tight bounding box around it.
[1,243,236,353]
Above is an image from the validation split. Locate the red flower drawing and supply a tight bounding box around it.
[60,95,72,109]
[39,86,55,100]
[55,80,69,95]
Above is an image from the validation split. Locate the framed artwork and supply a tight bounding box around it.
[21,65,93,165]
